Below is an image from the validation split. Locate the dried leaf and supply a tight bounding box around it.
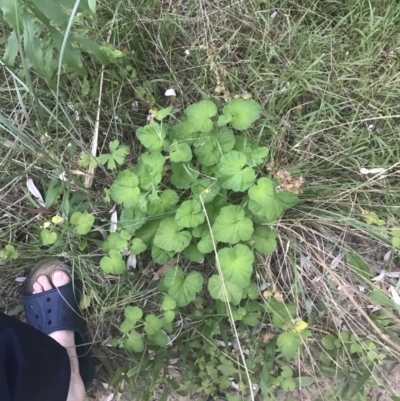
[152,257,178,281]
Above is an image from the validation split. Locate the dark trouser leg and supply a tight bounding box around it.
[0,311,70,401]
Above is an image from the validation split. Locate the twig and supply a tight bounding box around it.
[84,16,116,188]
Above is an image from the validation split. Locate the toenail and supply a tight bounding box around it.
[53,271,64,281]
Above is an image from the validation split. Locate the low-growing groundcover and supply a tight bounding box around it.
[2,0,400,400]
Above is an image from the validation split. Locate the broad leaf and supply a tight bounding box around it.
[217,151,255,192]
[134,152,166,190]
[110,170,140,208]
[186,100,217,132]
[218,244,254,288]
[208,274,243,305]
[171,162,199,189]
[183,243,205,262]
[135,219,161,246]
[124,331,144,352]
[102,231,129,252]
[70,211,95,235]
[248,147,269,166]
[41,229,57,245]
[249,226,278,255]
[223,99,261,130]
[100,252,126,275]
[191,179,220,204]
[129,238,147,254]
[136,123,166,151]
[192,224,214,253]
[212,205,253,244]
[119,207,147,234]
[144,314,163,335]
[152,245,174,264]
[154,217,192,252]
[150,330,169,347]
[277,332,301,359]
[175,200,205,228]
[169,141,192,163]
[155,105,173,120]
[164,266,204,307]
[148,190,178,216]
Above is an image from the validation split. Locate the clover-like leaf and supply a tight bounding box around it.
[130,238,147,254]
[148,189,179,216]
[119,207,147,234]
[248,226,278,255]
[41,229,57,245]
[102,231,129,252]
[175,200,205,228]
[136,123,166,151]
[164,310,175,323]
[277,332,301,359]
[217,151,255,192]
[134,152,166,190]
[169,141,192,163]
[100,252,126,275]
[191,179,220,204]
[164,266,204,307]
[124,331,144,352]
[223,99,261,130]
[97,140,128,170]
[212,205,253,244]
[171,162,199,189]
[144,314,163,335]
[70,211,95,235]
[186,100,217,132]
[207,274,243,305]
[154,217,192,252]
[218,244,254,288]
[110,170,140,208]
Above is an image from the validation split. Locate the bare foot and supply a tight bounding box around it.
[33,271,86,401]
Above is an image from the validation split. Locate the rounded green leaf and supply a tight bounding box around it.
[194,139,221,166]
[186,100,217,133]
[155,105,173,120]
[120,319,136,333]
[212,205,254,244]
[124,331,144,352]
[162,295,177,311]
[134,152,166,190]
[41,229,57,245]
[249,147,269,166]
[170,141,192,163]
[148,189,179,216]
[207,274,243,305]
[100,252,126,275]
[150,330,169,347]
[110,170,140,208]
[130,238,147,254]
[218,244,254,288]
[4,244,18,260]
[223,99,261,130]
[154,217,192,252]
[175,200,205,228]
[248,226,278,255]
[151,245,174,264]
[70,211,95,235]
[183,243,205,262]
[277,332,301,359]
[102,232,129,252]
[217,151,255,192]
[164,266,204,307]
[144,314,163,335]
[192,224,214,253]
[164,310,175,323]
[119,207,147,234]
[135,219,161,246]
[171,162,199,189]
[125,306,143,322]
[136,123,166,151]
[191,179,220,204]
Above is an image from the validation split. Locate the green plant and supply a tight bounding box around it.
[0,0,124,84]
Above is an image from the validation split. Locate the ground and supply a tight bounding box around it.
[1,0,400,400]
